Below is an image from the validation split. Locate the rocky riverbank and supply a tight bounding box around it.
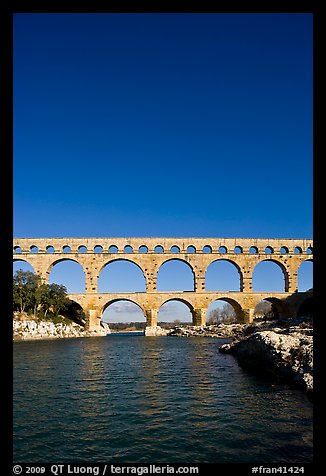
[167,322,246,338]
[218,316,313,395]
[13,313,109,341]
[166,317,313,395]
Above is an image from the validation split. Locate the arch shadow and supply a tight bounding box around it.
[257,297,292,319]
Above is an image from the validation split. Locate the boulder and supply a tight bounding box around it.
[219,330,313,394]
[145,326,168,336]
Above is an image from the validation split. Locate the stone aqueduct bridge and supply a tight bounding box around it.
[13,238,313,331]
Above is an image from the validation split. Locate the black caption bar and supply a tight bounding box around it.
[10,463,315,476]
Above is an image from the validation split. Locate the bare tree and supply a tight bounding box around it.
[254,300,272,318]
[207,303,237,324]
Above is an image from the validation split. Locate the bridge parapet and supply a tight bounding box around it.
[13,237,313,255]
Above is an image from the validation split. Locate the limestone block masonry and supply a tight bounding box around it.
[13,237,313,332]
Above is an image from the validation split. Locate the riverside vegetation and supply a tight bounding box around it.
[13,270,108,339]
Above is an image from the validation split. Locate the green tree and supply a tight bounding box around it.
[39,283,69,317]
[13,269,41,313]
[13,270,72,320]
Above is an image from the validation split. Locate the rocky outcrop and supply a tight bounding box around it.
[165,316,313,394]
[167,323,246,338]
[13,318,108,341]
[219,319,313,394]
[144,326,169,336]
[100,321,111,335]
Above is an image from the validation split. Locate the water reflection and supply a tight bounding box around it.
[13,337,313,463]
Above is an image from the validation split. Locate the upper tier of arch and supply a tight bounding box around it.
[13,237,313,255]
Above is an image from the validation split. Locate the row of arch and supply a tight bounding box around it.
[13,257,313,293]
[100,297,248,323]
[14,244,314,255]
[14,244,313,255]
[74,295,311,325]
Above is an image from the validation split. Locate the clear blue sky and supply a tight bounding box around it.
[13,13,313,322]
[14,13,312,238]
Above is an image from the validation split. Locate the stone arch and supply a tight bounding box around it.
[205,258,243,291]
[202,245,212,253]
[252,258,289,292]
[257,297,291,319]
[98,258,146,293]
[218,245,227,254]
[186,245,196,253]
[13,257,33,265]
[234,246,243,254]
[158,297,195,324]
[13,258,35,273]
[249,246,258,254]
[159,257,195,272]
[160,297,194,312]
[253,299,273,319]
[101,298,146,316]
[301,257,313,264]
[170,245,180,253]
[139,245,148,253]
[98,258,146,277]
[154,245,164,253]
[124,245,133,253]
[47,258,86,293]
[298,259,313,292]
[101,298,147,328]
[207,297,245,323]
[47,257,85,275]
[157,258,195,291]
[109,245,119,253]
[280,246,289,254]
[264,246,274,254]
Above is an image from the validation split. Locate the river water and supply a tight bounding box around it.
[13,335,313,464]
